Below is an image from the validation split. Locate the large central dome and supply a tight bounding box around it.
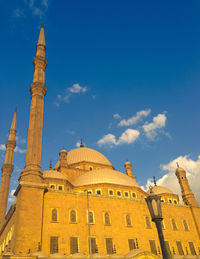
[67,147,112,166]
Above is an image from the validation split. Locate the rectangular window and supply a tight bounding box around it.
[188,242,196,255]
[58,185,63,191]
[70,237,78,254]
[176,241,184,255]
[149,240,157,255]
[165,241,171,255]
[50,236,58,254]
[88,238,96,254]
[128,239,136,250]
[106,238,113,254]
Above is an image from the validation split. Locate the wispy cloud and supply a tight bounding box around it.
[97,129,140,147]
[118,109,151,127]
[55,83,88,106]
[16,136,26,144]
[0,144,26,154]
[12,0,49,22]
[142,113,167,140]
[13,8,26,19]
[0,144,6,151]
[113,113,120,119]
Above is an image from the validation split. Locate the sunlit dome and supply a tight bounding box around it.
[43,170,67,180]
[147,185,174,195]
[73,168,140,187]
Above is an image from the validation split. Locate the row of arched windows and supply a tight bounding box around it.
[51,209,132,226]
[51,210,189,231]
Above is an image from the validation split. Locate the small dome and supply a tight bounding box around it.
[43,170,67,180]
[147,185,173,195]
[73,168,140,187]
[60,148,67,153]
[176,167,185,173]
[125,160,131,165]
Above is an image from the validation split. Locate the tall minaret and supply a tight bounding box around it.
[13,26,47,254]
[20,25,47,183]
[175,165,199,207]
[124,160,136,180]
[0,110,16,227]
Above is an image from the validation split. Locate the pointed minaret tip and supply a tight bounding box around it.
[10,109,17,131]
[37,24,46,46]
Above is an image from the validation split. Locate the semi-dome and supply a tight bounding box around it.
[43,170,67,180]
[147,185,173,195]
[73,168,140,187]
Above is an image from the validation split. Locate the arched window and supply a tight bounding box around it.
[126,215,132,226]
[171,218,177,230]
[105,212,111,225]
[52,209,57,222]
[145,216,151,229]
[183,220,189,231]
[70,210,77,223]
[88,211,94,224]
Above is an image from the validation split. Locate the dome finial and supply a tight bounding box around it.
[49,160,52,170]
[153,176,157,186]
[80,138,84,148]
[176,162,179,168]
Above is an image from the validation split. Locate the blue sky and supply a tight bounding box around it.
[0,0,200,204]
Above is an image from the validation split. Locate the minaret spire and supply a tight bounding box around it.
[20,24,47,182]
[0,110,17,227]
[37,24,46,47]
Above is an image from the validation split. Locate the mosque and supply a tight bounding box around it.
[0,26,200,259]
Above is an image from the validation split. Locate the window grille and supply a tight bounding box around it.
[105,238,113,254]
[70,237,78,254]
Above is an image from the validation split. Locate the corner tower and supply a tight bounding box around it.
[0,110,16,227]
[175,165,199,207]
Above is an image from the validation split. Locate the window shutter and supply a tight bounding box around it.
[106,238,113,254]
[149,240,157,254]
[189,242,196,255]
[105,213,110,225]
[176,241,184,255]
[52,209,57,222]
[126,215,131,226]
[128,239,136,250]
[70,210,76,223]
[70,237,78,254]
[145,216,151,229]
[50,236,58,254]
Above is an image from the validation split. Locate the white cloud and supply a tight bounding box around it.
[8,189,16,203]
[97,129,140,147]
[0,144,6,151]
[55,83,88,106]
[113,113,120,119]
[118,109,151,127]
[68,83,87,94]
[143,155,200,204]
[15,146,26,154]
[142,113,167,140]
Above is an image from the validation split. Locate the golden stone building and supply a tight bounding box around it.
[0,26,200,259]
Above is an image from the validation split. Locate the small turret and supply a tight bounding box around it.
[124,160,135,179]
[175,165,199,207]
[59,148,68,168]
